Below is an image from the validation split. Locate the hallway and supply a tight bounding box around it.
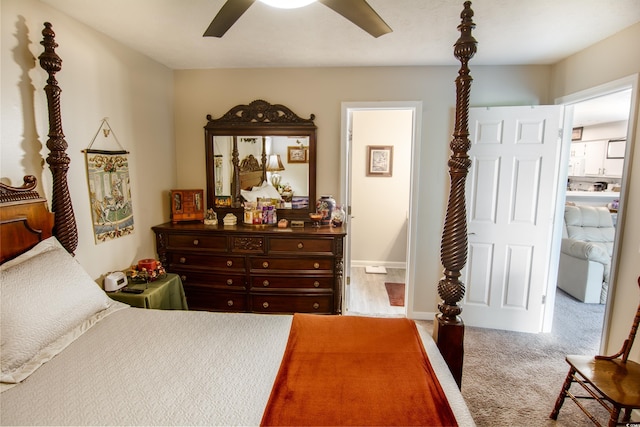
[346,267,406,316]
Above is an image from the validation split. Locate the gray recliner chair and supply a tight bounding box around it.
[557,205,615,304]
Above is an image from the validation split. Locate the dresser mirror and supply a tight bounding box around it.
[205,100,317,221]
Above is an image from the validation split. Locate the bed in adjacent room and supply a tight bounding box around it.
[1,2,478,425]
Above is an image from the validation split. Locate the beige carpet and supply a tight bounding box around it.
[419,289,625,426]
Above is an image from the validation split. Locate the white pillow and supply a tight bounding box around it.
[258,182,283,200]
[241,182,282,203]
[240,188,257,202]
[1,247,114,383]
[0,236,64,271]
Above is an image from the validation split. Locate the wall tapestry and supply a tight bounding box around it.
[84,119,134,244]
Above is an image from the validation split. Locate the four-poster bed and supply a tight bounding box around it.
[434,0,477,388]
[1,2,477,425]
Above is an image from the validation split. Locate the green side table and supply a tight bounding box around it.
[107,273,188,310]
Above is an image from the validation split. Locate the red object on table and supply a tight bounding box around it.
[137,258,157,271]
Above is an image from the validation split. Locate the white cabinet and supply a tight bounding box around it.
[568,143,585,176]
[569,140,624,177]
[604,139,625,177]
[603,154,624,177]
[584,140,605,175]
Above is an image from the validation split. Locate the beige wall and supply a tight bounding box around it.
[174,65,550,315]
[1,0,175,279]
[551,22,640,361]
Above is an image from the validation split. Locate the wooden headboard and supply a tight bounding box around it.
[0,176,55,264]
[238,154,265,190]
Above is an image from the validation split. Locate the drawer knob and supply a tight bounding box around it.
[313,302,320,310]
[314,262,320,269]
[263,280,270,287]
[180,275,187,282]
[227,300,234,307]
[179,257,186,264]
[262,261,269,268]
[263,302,269,309]
[297,242,304,249]
[226,279,233,286]
[192,239,199,246]
[226,260,233,267]
[313,281,320,288]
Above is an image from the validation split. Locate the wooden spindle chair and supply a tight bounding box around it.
[549,276,640,426]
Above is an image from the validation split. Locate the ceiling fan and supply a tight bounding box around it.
[203,0,392,38]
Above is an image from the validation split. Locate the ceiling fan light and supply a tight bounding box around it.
[259,0,316,9]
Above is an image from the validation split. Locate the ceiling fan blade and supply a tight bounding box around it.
[317,0,392,38]
[203,0,256,37]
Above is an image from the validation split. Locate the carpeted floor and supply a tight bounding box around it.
[418,289,624,426]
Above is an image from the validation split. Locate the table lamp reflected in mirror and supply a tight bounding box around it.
[266,154,285,187]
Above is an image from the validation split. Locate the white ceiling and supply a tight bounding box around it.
[40,0,637,126]
[572,89,632,128]
[41,0,640,70]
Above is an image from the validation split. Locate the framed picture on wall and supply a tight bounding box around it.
[606,138,626,159]
[287,146,308,163]
[366,145,393,177]
[571,127,583,141]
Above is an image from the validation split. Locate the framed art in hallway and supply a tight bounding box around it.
[366,145,393,177]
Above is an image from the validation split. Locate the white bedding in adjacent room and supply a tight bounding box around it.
[1,307,474,426]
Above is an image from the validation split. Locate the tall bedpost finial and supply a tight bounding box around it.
[39,22,78,255]
[433,1,477,389]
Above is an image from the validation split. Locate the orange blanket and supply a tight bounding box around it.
[261,314,458,426]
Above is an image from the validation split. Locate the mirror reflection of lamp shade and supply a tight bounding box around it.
[266,154,285,187]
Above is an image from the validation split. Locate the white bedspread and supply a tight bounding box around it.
[1,307,474,426]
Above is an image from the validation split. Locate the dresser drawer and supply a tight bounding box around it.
[153,222,345,314]
[175,269,246,289]
[168,234,227,251]
[185,286,247,312]
[230,235,265,253]
[250,276,333,290]
[169,253,245,271]
[268,237,334,254]
[250,257,333,272]
[250,294,333,314]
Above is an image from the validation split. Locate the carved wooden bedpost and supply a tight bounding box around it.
[433,1,477,389]
[39,22,78,255]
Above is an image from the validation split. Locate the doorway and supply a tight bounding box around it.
[340,102,422,316]
[549,77,636,349]
[457,78,636,334]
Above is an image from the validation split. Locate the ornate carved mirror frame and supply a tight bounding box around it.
[204,100,317,222]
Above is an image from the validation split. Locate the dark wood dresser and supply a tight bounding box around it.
[152,222,346,314]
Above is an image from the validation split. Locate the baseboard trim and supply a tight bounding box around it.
[351,260,407,269]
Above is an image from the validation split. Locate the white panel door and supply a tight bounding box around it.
[462,106,563,333]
